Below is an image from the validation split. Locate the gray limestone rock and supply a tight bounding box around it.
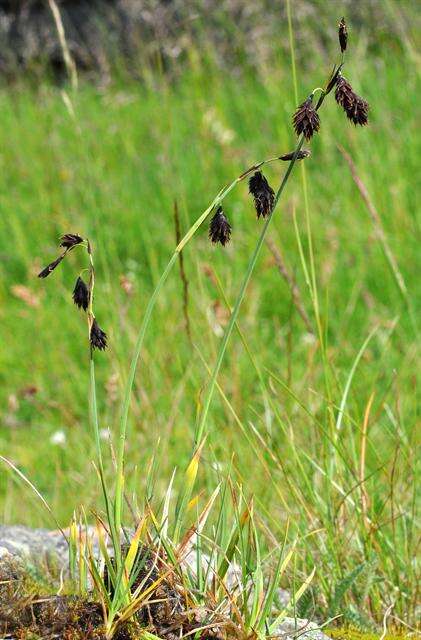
[273,617,331,640]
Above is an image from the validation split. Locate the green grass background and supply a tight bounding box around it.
[0,0,419,628]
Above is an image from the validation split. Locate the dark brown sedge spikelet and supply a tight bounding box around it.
[335,76,369,126]
[350,95,369,126]
[338,17,348,53]
[209,206,231,246]
[90,319,107,351]
[335,76,353,109]
[38,254,65,278]
[248,171,275,219]
[60,233,84,249]
[293,97,320,140]
[72,276,89,311]
[279,149,311,161]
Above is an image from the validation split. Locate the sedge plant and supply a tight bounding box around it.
[33,15,371,640]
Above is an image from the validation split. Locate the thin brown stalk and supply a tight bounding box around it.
[47,0,78,91]
[360,391,374,528]
[173,200,192,342]
[266,238,313,334]
[389,443,400,549]
[379,602,395,640]
[337,145,409,303]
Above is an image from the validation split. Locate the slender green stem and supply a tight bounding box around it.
[194,138,305,447]
[287,0,336,427]
[86,242,118,555]
[193,0,338,450]
[286,0,299,100]
[114,253,178,532]
[287,0,337,506]
[113,152,293,532]
[89,359,102,466]
[89,357,118,554]
[114,171,257,531]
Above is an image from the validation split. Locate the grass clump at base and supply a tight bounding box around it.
[0,544,240,640]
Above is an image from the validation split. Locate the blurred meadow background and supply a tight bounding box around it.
[0,0,419,629]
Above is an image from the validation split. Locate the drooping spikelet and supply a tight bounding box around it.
[72,277,89,311]
[209,206,232,246]
[59,233,84,249]
[279,149,311,161]
[338,17,348,53]
[38,234,84,278]
[335,76,369,126]
[38,254,65,278]
[248,171,275,218]
[292,97,320,140]
[350,95,369,126]
[90,319,107,351]
[335,76,353,109]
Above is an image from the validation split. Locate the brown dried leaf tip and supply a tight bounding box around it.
[209,206,231,246]
[60,233,84,249]
[338,17,348,53]
[325,66,342,95]
[38,254,65,278]
[248,171,275,219]
[335,76,369,126]
[90,319,107,351]
[279,149,311,161]
[293,97,320,141]
[73,276,89,311]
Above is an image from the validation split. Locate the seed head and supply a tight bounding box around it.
[60,233,84,249]
[90,319,107,351]
[293,97,320,141]
[209,206,231,246]
[338,18,348,53]
[335,76,353,109]
[248,171,275,219]
[335,76,369,126]
[72,276,89,311]
[279,149,311,161]
[351,96,369,126]
[38,255,65,278]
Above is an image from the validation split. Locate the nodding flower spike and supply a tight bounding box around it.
[292,97,320,141]
[338,17,348,53]
[335,76,369,126]
[72,277,89,311]
[60,233,84,249]
[209,206,232,246]
[279,149,311,161]
[90,319,107,351]
[38,254,65,278]
[248,171,275,219]
[38,234,84,278]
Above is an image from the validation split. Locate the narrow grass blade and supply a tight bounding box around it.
[269,566,316,633]
[335,327,378,432]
